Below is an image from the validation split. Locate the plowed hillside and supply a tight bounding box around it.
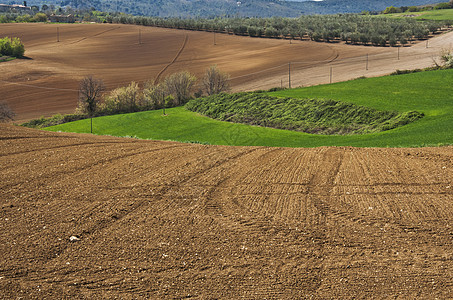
[2,23,453,122]
[1,124,452,298]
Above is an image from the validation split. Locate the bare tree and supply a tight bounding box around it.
[78,76,105,116]
[0,101,15,122]
[78,76,104,133]
[143,81,167,109]
[202,65,230,96]
[162,71,196,106]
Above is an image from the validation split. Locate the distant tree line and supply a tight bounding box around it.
[105,14,448,47]
[381,2,453,14]
[17,0,450,18]
[0,6,109,23]
[185,92,424,135]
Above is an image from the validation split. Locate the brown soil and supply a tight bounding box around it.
[1,124,452,298]
[2,23,453,122]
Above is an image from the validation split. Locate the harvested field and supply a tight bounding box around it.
[1,23,453,122]
[1,124,452,298]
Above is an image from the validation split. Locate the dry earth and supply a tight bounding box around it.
[1,124,452,298]
[1,23,453,122]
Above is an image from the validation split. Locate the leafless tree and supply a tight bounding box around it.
[202,65,231,96]
[0,101,15,122]
[162,71,196,105]
[78,76,105,116]
[143,81,168,109]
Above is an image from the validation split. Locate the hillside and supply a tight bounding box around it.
[3,23,453,123]
[9,0,442,17]
[1,124,452,298]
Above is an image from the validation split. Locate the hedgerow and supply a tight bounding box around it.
[107,14,448,47]
[0,36,25,58]
[185,92,424,135]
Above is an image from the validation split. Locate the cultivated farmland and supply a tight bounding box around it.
[1,21,453,298]
[1,124,452,298]
[2,22,453,121]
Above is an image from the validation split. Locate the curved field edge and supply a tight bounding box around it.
[45,69,453,148]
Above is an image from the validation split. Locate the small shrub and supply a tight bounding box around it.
[33,13,48,22]
[11,37,25,57]
[0,37,25,58]
[0,37,12,56]
[440,48,453,68]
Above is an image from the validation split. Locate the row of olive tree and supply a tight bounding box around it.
[106,14,448,47]
[77,66,230,117]
[0,102,15,122]
[0,37,25,57]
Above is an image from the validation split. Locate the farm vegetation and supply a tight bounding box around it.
[105,14,447,47]
[185,92,424,135]
[22,70,198,128]
[0,37,25,58]
[102,71,196,115]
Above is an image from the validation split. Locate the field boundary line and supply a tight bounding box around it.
[154,34,189,84]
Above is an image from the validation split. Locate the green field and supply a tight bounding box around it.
[45,69,453,148]
[387,8,453,21]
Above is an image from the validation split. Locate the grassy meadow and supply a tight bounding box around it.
[45,69,453,148]
[386,8,453,21]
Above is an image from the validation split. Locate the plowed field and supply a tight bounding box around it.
[2,23,453,122]
[1,124,452,298]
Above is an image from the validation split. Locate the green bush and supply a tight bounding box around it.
[33,13,48,22]
[0,37,25,58]
[434,2,452,10]
[0,37,12,56]
[11,37,24,57]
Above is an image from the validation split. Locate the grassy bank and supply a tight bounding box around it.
[185,92,423,135]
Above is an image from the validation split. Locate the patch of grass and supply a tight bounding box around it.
[386,8,453,21]
[0,55,15,62]
[185,92,423,135]
[45,69,453,148]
